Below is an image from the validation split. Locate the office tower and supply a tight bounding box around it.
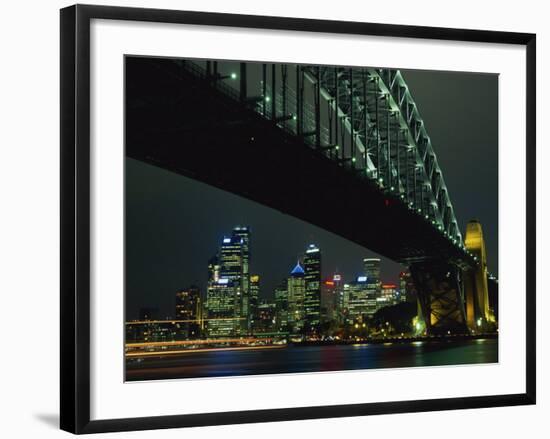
[363,258,382,312]
[249,274,260,331]
[205,278,238,337]
[287,262,306,334]
[347,276,372,323]
[274,282,289,333]
[304,244,321,336]
[321,274,341,323]
[363,258,381,281]
[218,226,251,335]
[207,256,221,284]
[381,283,399,306]
[253,300,277,335]
[233,226,251,332]
[175,286,202,339]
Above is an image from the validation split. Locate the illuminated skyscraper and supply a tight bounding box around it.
[347,276,373,322]
[304,244,321,336]
[381,283,399,306]
[207,256,221,283]
[249,274,260,331]
[363,258,381,286]
[218,226,251,335]
[175,285,202,339]
[363,258,382,310]
[287,262,305,334]
[205,278,238,337]
[274,282,289,333]
[253,300,277,335]
[233,226,251,331]
[321,274,341,323]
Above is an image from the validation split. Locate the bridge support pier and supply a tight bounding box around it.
[410,261,469,335]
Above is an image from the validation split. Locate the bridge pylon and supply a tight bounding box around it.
[463,220,494,332]
[410,261,468,335]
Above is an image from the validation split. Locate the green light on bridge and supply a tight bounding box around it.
[230,72,237,80]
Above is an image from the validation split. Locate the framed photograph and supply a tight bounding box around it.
[60,4,536,434]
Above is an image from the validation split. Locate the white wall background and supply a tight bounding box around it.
[0,0,546,437]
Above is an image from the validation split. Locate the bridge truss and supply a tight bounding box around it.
[175,60,465,251]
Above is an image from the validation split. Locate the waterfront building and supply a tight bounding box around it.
[126,320,177,343]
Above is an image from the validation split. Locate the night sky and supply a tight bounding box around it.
[125,62,498,320]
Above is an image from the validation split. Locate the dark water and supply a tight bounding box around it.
[126,338,498,381]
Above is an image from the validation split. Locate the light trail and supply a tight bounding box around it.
[126,338,274,348]
[125,344,285,357]
[126,318,244,325]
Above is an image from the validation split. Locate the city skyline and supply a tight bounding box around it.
[125,188,407,321]
[128,224,415,341]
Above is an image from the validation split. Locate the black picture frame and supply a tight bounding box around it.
[60,4,536,434]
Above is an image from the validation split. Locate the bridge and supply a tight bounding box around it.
[126,56,494,335]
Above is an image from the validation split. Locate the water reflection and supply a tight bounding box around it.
[126,338,498,381]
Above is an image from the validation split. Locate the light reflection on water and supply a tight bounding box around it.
[126,338,498,381]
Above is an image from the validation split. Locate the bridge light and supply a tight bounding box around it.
[265,96,271,102]
[352,157,356,163]
[335,145,339,150]
[390,186,395,191]
[292,114,297,121]
[425,214,429,219]
[230,72,237,80]
[417,208,421,213]
[378,177,384,183]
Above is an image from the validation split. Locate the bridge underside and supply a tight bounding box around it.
[126,57,471,334]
